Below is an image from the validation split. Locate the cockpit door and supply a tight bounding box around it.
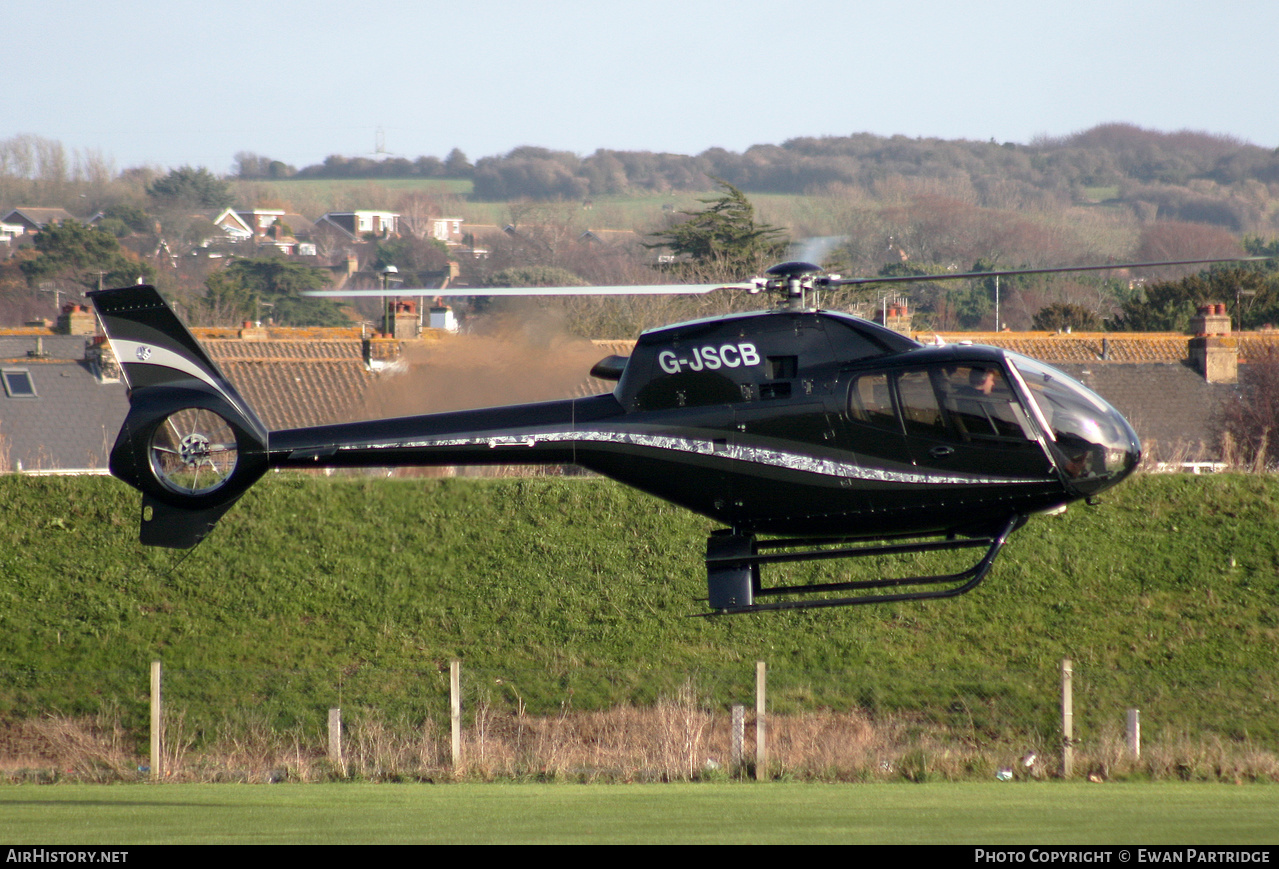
[900,365,1053,479]
[842,360,1058,481]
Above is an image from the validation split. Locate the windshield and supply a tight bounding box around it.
[1008,354,1141,494]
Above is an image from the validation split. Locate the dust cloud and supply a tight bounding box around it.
[361,302,619,419]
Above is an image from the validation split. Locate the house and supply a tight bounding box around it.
[232,208,286,237]
[210,209,255,242]
[314,211,400,241]
[1,220,26,245]
[429,217,464,245]
[0,207,76,235]
[202,208,315,255]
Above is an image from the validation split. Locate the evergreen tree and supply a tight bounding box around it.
[1110,267,1277,331]
[19,220,155,290]
[646,180,788,281]
[1032,303,1103,331]
[147,166,234,210]
[202,258,344,326]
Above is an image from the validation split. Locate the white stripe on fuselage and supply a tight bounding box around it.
[336,428,1043,487]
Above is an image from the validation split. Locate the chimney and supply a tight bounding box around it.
[382,300,420,339]
[84,335,121,381]
[57,303,95,336]
[239,320,269,340]
[1188,303,1237,383]
[881,302,912,335]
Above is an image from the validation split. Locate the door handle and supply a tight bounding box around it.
[929,445,955,459]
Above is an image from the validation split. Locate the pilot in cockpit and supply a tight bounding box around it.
[952,366,1021,437]
[961,366,1002,398]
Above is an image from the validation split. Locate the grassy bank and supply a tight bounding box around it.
[0,472,1276,776]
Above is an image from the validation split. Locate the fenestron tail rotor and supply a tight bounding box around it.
[89,285,271,548]
[149,408,240,497]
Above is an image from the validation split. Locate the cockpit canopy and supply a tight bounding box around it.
[846,347,1140,494]
[1006,353,1141,494]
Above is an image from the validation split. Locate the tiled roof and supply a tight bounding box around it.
[192,326,370,341]
[0,334,87,363]
[589,339,637,357]
[921,331,1279,366]
[1235,335,1279,363]
[2,207,76,229]
[217,359,373,431]
[917,332,1193,364]
[203,339,376,431]
[204,340,366,363]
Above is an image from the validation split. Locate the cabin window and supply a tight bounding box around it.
[850,364,1035,444]
[896,370,948,438]
[766,355,797,379]
[938,364,1029,440]
[848,373,897,430]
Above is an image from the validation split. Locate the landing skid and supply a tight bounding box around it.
[701,514,1024,615]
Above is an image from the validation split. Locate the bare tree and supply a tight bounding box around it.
[1214,355,1279,469]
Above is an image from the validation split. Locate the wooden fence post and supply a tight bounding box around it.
[450,660,462,775]
[150,660,162,781]
[731,704,744,773]
[1061,658,1073,779]
[328,708,343,767]
[1126,708,1141,759]
[755,660,767,781]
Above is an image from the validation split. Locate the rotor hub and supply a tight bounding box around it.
[762,261,826,309]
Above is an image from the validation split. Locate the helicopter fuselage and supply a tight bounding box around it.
[269,307,1140,541]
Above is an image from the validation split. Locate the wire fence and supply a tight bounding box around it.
[2,661,1275,783]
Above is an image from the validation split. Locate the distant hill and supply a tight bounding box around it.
[277,125,1279,236]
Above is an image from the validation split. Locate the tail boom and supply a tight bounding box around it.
[88,285,624,547]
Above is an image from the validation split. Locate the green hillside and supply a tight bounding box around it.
[1,472,1276,757]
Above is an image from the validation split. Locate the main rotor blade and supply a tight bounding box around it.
[823,256,1273,287]
[305,283,753,298]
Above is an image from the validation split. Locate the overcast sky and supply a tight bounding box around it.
[7,0,1277,174]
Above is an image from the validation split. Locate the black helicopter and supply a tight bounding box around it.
[87,258,1249,614]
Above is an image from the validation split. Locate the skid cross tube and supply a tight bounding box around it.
[702,514,1022,615]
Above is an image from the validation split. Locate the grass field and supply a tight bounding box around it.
[229,176,832,238]
[0,782,1274,845]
